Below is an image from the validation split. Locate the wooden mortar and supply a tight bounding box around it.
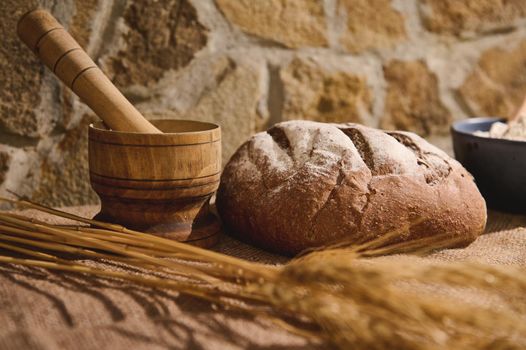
[18,10,221,246]
[89,120,221,246]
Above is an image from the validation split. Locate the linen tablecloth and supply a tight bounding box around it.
[0,206,525,349]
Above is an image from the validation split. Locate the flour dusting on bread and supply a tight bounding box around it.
[217,121,487,255]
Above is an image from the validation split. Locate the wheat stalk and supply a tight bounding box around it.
[0,197,524,349]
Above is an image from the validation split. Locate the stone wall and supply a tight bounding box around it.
[1,0,526,207]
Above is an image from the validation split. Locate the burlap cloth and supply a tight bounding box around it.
[0,206,525,350]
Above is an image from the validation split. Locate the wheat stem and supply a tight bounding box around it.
[0,197,274,279]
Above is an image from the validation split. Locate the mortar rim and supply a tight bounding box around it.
[89,119,220,136]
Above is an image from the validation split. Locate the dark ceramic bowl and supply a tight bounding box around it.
[451,117,526,212]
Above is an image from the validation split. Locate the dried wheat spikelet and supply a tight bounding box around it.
[0,197,524,349]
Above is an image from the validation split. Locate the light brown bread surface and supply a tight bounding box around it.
[216,121,487,256]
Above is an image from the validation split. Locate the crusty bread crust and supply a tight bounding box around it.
[217,121,487,256]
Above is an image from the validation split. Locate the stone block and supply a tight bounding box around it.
[216,0,328,48]
[281,58,372,123]
[382,60,451,136]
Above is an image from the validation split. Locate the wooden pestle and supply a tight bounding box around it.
[17,9,161,133]
[512,96,526,122]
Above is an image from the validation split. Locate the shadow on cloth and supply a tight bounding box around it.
[0,259,320,349]
[485,210,526,234]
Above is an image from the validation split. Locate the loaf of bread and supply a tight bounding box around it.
[216,121,487,255]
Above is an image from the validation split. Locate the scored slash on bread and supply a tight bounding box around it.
[216,121,487,256]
